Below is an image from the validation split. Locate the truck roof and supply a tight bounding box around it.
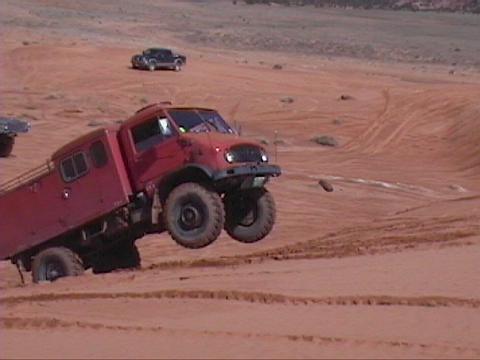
[51,127,118,160]
[53,104,217,158]
[120,103,216,130]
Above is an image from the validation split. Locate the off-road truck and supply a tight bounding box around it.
[131,48,186,71]
[0,117,30,157]
[0,103,281,283]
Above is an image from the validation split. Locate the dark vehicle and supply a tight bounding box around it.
[131,48,187,72]
[0,103,281,283]
[0,117,30,157]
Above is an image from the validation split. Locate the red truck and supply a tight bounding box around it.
[0,104,281,283]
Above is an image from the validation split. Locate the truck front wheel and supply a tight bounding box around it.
[32,247,84,283]
[164,183,224,249]
[224,187,276,243]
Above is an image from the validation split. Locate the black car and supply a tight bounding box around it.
[131,48,187,72]
[0,117,30,157]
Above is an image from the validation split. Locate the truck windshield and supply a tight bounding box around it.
[167,109,235,134]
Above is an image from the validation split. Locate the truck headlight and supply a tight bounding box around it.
[225,151,234,163]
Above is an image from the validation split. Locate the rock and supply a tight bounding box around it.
[311,135,338,147]
[332,118,344,125]
[339,94,354,101]
[64,108,83,114]
[272,64,283,70]
[280,96,294,104]
[44,93,63,100]
[318,179,334,192]
[88,120,107,127]
[448,184,467,192]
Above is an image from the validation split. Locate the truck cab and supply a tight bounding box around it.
[119,104,279,195]
[118,104,281,249]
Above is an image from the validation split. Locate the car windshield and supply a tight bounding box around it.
[167,109,235,134]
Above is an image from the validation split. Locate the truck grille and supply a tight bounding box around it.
[230,145,263,163]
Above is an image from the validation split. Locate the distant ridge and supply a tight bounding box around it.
[241,0,480,13]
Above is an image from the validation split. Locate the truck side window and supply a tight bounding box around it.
[60,152,89,182]
[132,116,175,152]
[90,141,108,168]
[61,158,76,180]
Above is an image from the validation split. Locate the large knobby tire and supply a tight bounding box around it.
[0,135,14,157]
[32,247,84,283]
[92,242,141,274]
[164,183,224,249]
[224,187,276,243]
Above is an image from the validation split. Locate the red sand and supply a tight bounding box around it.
[1,1,479,358]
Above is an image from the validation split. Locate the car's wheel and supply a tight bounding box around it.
[148,60,156,71]
[164,183,224,249]
[224,187,276,243]
[32,247,84,283]
[0,135,14,157]
[173,60,182,72]
[92,242,141,274]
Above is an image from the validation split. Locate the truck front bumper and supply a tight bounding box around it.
[212,164,281,182]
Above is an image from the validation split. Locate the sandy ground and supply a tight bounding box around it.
[1,0,480,358]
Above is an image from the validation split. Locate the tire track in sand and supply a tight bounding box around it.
[1,316,478,357]
[1,290,479,309]
[342,88,474,155]
[144,214,480,271]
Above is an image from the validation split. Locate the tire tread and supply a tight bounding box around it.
[164,183,224,249]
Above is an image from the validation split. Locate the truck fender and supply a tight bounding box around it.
[181,164,214,178]
[158,164,214,200]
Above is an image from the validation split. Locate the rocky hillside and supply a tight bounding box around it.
[242,0,480,12]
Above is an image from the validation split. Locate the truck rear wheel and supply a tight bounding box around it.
[32,247,84,283]
[0,135,14,157]
[224,187,276,243]
[164,183,224,249]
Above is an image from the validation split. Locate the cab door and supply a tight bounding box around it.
[130,113,185,189]
[157,50,174,67]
